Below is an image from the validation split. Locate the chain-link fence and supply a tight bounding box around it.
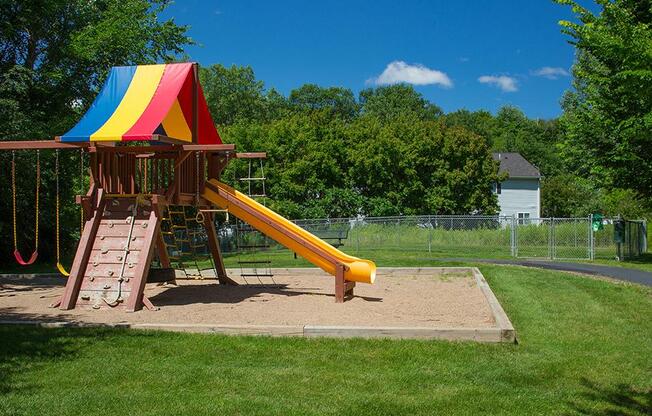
[216,214,647,261]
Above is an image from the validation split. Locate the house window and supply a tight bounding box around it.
[518,212,530,225]
[496,182,501,194]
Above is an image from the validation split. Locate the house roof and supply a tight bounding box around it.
[492,152,541,178]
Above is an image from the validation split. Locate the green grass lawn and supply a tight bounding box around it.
[1,264,651,415]
[220,246,652,272]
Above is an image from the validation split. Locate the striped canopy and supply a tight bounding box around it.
[60,63,221,144]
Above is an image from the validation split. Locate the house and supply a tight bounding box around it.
[492,152,541,221]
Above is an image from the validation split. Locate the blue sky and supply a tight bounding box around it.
[161,1,595,119]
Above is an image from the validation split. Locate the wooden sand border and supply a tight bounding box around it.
[0,267,516,343]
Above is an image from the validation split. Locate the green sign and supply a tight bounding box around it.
[592,214,604,232]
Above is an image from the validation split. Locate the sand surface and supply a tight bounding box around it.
[0,268,495,328]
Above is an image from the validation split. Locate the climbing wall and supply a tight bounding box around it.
[74,197,160,310]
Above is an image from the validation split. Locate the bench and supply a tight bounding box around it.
[313,228,349,248]
[293,228,350,259]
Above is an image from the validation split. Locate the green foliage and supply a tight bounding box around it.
[543,174,651,218]
[223,111,500,219]
[557,0,652,197]
[288,84,358,119]
[596,188,651,218]
[0,0,191,138]
[200,64,270,125]
[445,106,563,177]
[359,84,443,121]
[541,174,596,217]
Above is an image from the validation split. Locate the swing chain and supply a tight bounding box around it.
[35,150,39,249]
[11,150,17,249]
[55,149,61,262]
[12,149,40,252]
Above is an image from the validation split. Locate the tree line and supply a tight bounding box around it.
[0,0,650,264]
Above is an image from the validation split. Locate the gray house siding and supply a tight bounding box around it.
[496,178,540,219]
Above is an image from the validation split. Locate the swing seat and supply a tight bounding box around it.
[14,249,38,266]
[56,262,70,277]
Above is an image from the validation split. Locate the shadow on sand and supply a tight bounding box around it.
[148,281,383,306]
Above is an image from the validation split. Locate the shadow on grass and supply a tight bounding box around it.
[148,283,383,306]
[568,377,651,416]
[0,322,155,398]
[623,253,652,266]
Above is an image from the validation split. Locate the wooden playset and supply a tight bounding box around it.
[0,63,375,311]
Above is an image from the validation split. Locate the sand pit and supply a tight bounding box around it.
[0,267,515,342]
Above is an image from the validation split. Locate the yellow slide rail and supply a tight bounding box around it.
[202,180,376,284]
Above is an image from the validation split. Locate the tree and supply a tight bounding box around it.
[444,109,496,142]
[347,114,500,215]
[557,0,652,197]
[491,106,563,177]
[0,0,190,138]
[541,174,596,217]
[200,64,272,125]
[288,84,358,119]
[359,84,442,122]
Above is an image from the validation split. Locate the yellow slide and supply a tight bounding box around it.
[202,180,376,284]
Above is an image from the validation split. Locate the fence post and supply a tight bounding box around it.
[355,220,360,253]
[428,215,432,253]
[511,215,517,257]
[589,214,594,260]
[550,217,555,260]
[643,219,648,253]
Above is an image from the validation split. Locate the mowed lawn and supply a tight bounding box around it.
[1,264,650,415]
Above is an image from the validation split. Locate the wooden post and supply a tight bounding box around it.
[335,263,355,303]
[192,63,199,143]
[152,196,171,269]
[125,199,161,312]
[203,212,237,285]
[60,189,106,310]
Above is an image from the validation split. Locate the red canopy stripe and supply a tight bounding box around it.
[123,63,193,141]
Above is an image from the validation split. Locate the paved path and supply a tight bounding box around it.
[433,258,652,287]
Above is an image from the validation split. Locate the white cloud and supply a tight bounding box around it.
[370,61,453,88]
[532,66,570,80]
[478,75,518,92]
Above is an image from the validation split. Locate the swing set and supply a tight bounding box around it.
[0,62,374,312]
[10,149,84,275]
